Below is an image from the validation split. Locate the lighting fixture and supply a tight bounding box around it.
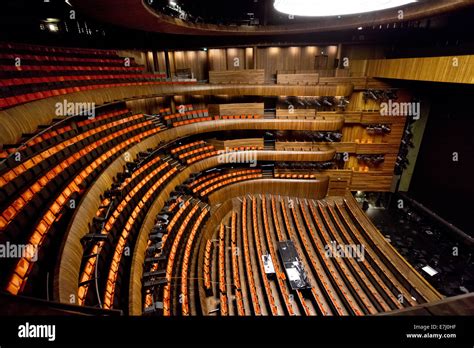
[274,0,416,17]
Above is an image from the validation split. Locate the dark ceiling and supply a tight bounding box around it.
[0,0,474,58]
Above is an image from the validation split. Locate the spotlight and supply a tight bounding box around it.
[322,98,332,106]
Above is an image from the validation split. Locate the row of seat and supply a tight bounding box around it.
[329,202,404,307]
[218,115,261,120]
[318,201,396,312]
[230,212,246,316]
[0,53,135,65]
[189,169,262,197]
[0,80,195,109]
[199,172,262,197]
[299,201,373,315]
[162,202,202,315]
[163,109,209,127]
[227,146,263,151]
[6,125,160,295]
[282,197,350,315]
[163,108,204,121]
[274,173,317,179]
[203,239,213,291]
[181,208,209,315]
[170,140,206,155]
[142,196,209,315]
[240,198,262,315]
[103,164,179,309]
[0,42,120,57]
[0,110,138,189]
[337,199,421,305]
[2,107,163,296]
[260,195,296,316]
[0,73,166,88]
[1,107,128,160]
[269,196,315,315]
[170,142,218,165]
[78,156,174,305]
[218,224,228,316]
[251,197,279,315]
[0,114,151,230]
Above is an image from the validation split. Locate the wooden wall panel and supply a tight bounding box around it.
[276,108,317,118]
[256,46,337,83]
[350,172,394,191]
[172,50,208,80]
[208,49,227,71]
[245,47,254,69]
[155,51,167,74]
[208,102,264,116]
[207,178,329,205]
[277,72,319,85]
[226,48,246,70]
[207,138,264,149]
[365,55,474,84]
[209,69,265,84]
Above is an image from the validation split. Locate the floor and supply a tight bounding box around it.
[361,195,473,298]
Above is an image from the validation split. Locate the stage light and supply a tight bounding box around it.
[274,0,416,17]
[47,23,59,32]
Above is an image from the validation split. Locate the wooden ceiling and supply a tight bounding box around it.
[71,0,472,36]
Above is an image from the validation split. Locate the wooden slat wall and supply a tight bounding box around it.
[207,178,329,204]
[208,49,227,71]
[172,50,208,80]
[207,138,264,149]
[276,109,316,118]
[256,46,337,82]
[208,102,264,116]
[277,72,319,85]
[275,141,400,154]
[226,48,246,70]
[363,55,474,84]
[209,69,265,84]
[125,96,165,115]
[350,172,394,191]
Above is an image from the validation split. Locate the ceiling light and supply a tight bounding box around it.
[274,0,417,17]
[45,18,60,23]
[47,23,59,32]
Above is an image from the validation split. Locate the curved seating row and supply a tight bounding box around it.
[199,194,436,316]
